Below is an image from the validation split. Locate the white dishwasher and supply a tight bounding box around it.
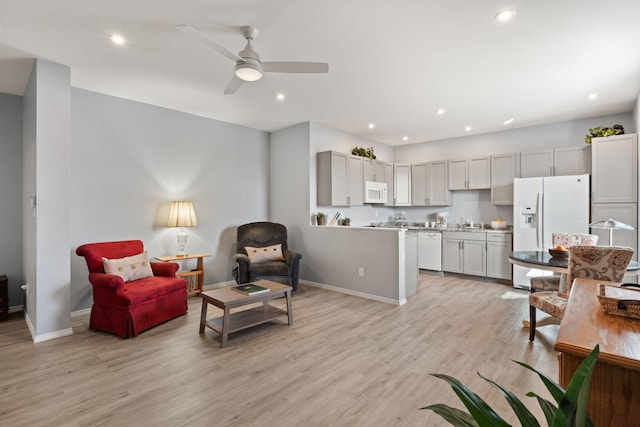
[418,231,442,271]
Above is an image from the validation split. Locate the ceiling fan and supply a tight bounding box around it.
[176,24,329,94]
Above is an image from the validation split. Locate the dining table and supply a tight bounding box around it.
[508,250,640,291]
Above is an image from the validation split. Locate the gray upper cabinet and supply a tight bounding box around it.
[393,163,412,206]
[491,152,520,205]
[411,162,428,206]
[521,147,590,178]
[448,159,468,190]
[428,160,452,205]
[591,133,638,203]
[555,146,590,176]
[348,155,364,205]
[384,162,394,207]
[363,158,387,183]
[448,157,490,190]
[411,161,451,206]
[317,151,363,206]
[520,149,554,177]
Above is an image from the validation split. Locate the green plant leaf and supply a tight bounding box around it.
[552,345,599,427]
[478,372,540,427]
[421,403,479,427]
[526,392,557,426]
[513,360,565,404]
[430,374,511,427]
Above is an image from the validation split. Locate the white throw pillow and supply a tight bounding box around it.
[245,244,284,264]
[103,251,154,282]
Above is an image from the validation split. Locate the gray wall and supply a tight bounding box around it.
[22,59,72,339]
[22,64,36,324]
[70,89,270,311]
[0,93,23,307]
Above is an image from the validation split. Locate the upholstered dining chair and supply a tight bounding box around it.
[233,222,302,291]
[528,245,634,342]
[528,232,599,292]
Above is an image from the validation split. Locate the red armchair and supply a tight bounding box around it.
[76,240,188,338]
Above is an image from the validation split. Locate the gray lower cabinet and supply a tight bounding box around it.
[442,237,464,273]
[444,231,512,279]
[443,231,486,276]
[486,233,513,280]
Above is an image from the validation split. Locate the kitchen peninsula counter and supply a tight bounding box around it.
[305,225,418,305]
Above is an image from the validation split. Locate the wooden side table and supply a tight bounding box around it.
[155,253,211,296]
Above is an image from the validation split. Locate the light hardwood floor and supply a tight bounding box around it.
[0,274,561,426]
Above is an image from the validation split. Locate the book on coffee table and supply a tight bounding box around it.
[232,283,270,295]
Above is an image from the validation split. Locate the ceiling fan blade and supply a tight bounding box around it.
[223,75,244,94]
[176,24,244,63]
[262,62,329,73]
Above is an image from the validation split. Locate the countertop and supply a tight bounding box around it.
[361,222,512,233]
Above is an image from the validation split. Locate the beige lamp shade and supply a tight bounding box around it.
[167,201,198,227]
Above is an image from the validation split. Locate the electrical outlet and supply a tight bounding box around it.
[358,267,364,277]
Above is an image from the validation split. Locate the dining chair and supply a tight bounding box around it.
[528,245,634,342]
[528,232,599,292]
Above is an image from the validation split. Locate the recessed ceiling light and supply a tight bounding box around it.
[368,123,375,129]
[437,109,446,115]
[495,10,516,22]
[110,34,126,45]
[403,136,409,141]
[504,118,514,125]
[588,93,598,100]
[465,126,472,131]
[276,93,285,101]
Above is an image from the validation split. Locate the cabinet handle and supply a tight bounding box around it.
[347,196,351,205]
[550,166,553,176]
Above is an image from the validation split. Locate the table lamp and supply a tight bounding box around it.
[167,201,198,256]
[589,218,635,246]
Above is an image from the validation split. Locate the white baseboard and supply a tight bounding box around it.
[22,309,74,343]
[300,280,406,305]
[9,305,23,313]
[33,327,73,343]
[71,308,91,318]
[198,280,405,305]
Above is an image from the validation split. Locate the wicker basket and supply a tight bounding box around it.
[597,283,640,320]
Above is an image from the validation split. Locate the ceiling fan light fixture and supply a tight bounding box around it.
[495,10,516,22]
[235,62,263,82]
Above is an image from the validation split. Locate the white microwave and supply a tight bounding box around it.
[364,181,388,204]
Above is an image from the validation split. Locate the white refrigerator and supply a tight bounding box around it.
[512,174,590,289]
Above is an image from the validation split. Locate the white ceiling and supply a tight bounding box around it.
[0,0,639,146]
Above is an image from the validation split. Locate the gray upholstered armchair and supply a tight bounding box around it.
[232,222,302,291]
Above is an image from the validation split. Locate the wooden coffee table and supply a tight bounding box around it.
[199,280,293,347]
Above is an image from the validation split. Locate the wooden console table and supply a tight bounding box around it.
[155,253,211,296]
[555,278,640,427]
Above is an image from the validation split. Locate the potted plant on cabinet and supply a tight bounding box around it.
[316,212,327,226]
